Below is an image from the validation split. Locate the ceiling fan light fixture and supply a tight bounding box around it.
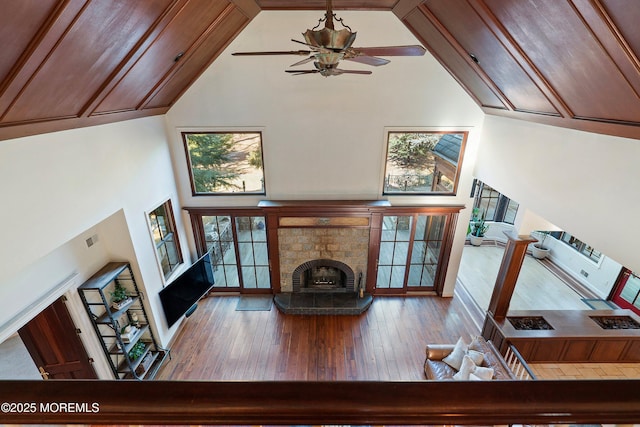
[303,27,357,50]
[232,0,426,77]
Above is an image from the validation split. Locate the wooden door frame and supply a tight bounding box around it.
[610,267,640,315]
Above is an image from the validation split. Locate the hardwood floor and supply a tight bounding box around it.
[157,294,480,381]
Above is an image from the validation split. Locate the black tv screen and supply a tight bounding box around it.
[159,252,215,327]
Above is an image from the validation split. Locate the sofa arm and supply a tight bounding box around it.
[426,344,455,361]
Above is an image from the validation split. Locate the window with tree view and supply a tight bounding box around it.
[182,132,265,195]
[383,131,467,195]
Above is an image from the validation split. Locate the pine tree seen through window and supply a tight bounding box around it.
[182,132,265,195]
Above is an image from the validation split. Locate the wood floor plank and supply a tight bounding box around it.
[157,294,480,381]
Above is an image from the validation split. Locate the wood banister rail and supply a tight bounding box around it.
[1,380,639,424]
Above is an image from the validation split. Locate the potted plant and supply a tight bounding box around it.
[128,341,146,361]
[110,284,132,310]
[468,209,489,246]
[531,230,551,259]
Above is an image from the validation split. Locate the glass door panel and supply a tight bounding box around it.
[376,215,412,290]
[376,214,446,293]
[235,216,271,290]
[202,215,239,289]
[407,215,445,290]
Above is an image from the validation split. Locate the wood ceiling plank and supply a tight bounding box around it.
[0,0,58,89]
[484,0,640,125]
[93,0,231,115]
[143,6,251,110]
[0,0,89,117]
[423,0,560,116]
[468,0,573,118]
[581,0,640,93]
[0,0,171,124]
[404,7,507,110]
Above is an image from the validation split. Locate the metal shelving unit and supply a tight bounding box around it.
[78,262,169,380]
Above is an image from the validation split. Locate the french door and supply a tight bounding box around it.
[611,268,640,315]
[375,213,447,294]
[199,214,271,293]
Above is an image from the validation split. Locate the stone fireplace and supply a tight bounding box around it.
[277,227,369,293]
[274,225,372,314]
[292,259,356,293]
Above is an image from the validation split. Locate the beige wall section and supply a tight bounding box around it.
[0,116,188,348]
[476,115,640,273]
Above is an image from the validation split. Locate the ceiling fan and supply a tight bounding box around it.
[232,0,426,77]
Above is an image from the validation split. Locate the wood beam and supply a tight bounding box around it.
[487,231,537,320]
[1,379,639,424]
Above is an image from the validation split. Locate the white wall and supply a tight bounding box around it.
[476,115,640,274]
[0,116,187,352]
[532,235,622,299]
[164,10,485,295]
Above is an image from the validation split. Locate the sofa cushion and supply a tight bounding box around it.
[424,359,457,379]
[442,337,467,370]
[472,365,494,380]
[466,349,484,366]
[452,355,476,380]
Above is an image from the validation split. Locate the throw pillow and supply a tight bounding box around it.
[452,355,476,380]
[453,355,496,381]
[443,337,467,370]
[466,349,484,366]
[472,365,494,380]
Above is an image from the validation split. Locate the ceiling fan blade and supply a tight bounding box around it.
[290,56,317,67]
[352,45,426,57]
[333,69,373,75]
[285,69,319,75]
[232,50,312,56]
[345,55,390,66]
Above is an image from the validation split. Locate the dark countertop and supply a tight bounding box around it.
[494,309,640,339]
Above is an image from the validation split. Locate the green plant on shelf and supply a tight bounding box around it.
[110,285,128,303]
[128,341,146,361]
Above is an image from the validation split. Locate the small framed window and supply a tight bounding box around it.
[472,180,519,224]
[559,232,602,263]
[148,200,183,280]
[383,131,467,195]
[182,131,266,195]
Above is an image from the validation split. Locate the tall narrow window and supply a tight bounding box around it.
[182,131,266,195]
[383,131,467,195]
[149,200,182,280]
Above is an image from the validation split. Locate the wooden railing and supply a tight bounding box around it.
[1,379,639,425]
[504,342,536,380]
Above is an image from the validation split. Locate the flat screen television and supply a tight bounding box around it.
[159,252,215,327]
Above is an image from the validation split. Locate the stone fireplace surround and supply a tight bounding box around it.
[274,225,372,314]
[278,227,368,293]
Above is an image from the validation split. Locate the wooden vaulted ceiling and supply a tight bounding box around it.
[1,0,639,141]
